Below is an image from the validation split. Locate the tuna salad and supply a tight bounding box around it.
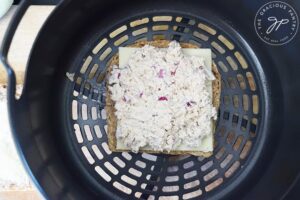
[108,41,217,152]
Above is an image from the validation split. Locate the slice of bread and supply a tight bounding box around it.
[106,40,221,157]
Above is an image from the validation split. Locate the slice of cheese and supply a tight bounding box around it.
[117,47,213,152]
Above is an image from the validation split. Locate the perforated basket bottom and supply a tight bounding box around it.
[65,12,263,199]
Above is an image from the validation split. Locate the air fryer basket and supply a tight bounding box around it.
[1,0,300,199]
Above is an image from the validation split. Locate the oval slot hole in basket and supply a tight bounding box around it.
[94,125,102,138]
[218,61,228,73]
[135,192,142,199]
[153,16,172,21]
[104,125,107,134]
[183,161,194,169]
[211,41,225,54]
[102,142,112,155]
[252,95,259,114]
[240,140,252,159]
[184,180,200,190]
[223,95,230,106]
[246,72,256,91]
[204,169,219,181]
[158,196,178,200]
[167,165,179,173]
[233,95,239,108]
[101,109,107,120]
[201,160,214,172]
[84,125,93,141]
[237,74,247,90]
[74,124,83,143]
[129,168,142,177]
[104,162,119,175]
[81,104,88,120]
[114,35,129,46]
[110,25,127,38]
[215,147,226,160]
[121,175,137,186]
[99,47,112,61]
[96,71,106,84]
[189,40,202,48]
[225,161,240,178]
[198,23,216,35]
[233,135,244,151]
[130,18,149,27]
[153,34,166,40]
[88,64,98,79]
[80,56,92,74]
[205,178,223,192]
[153,25,169,31]
[218,35,234,50]
[165,175,179,182]
[162,185,179,192]
[141,153,157,162]
[226,56,238,70]
[113,157,126,168]
[95,166,111,182]
[72,100,78,120]
[242,95,249,111]
[227,77,236,89]
[220,154,233,168]
[135,160,146,168]
[81,146,95,164]
[91,107,98,120]
[147,195,155,200]
[184,170,197,179]
[183,189,202,199]
[92,38,108,54]
[234,51,248,69]
[122,152,132,160]
[226,131,235,144]
[113,181,132,194]
[92,145,103,160]
[132,27,148,36]
[193,31,209,41]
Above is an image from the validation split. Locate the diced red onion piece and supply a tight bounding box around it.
[158,96,168,101]
[158,69,164,78]
[171,67,178,76]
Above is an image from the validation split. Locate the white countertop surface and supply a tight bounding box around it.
[0,6,54,84]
